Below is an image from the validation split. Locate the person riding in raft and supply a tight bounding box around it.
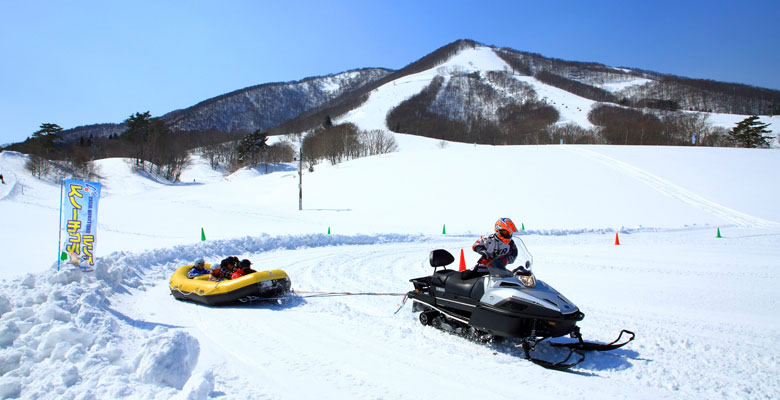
[209,256,239,281]
[231,259,256,279]
[461,218,519,280]
[187,258,210,278]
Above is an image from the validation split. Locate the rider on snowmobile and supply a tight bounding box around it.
[462,218,519,279]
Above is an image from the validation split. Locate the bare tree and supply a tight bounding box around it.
[362,130,398,155]
[660,112,712,145]
[701,126,730,147]
[25,155,52,179]
[548,123,601,144]
[64,146,99,180]
[265,141,295,164]
[201,143,223,169]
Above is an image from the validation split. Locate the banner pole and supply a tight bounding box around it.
[57,179,63,271]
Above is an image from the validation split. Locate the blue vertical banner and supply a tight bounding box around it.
[60,179,101,270]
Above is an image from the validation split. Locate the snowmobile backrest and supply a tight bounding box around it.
[429,249,455,268]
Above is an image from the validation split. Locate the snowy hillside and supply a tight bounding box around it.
[0,142,779,399]
[162,68,392,133]
[57,68,392,142]
[46,41,780,149]
[338,44,780,145]
[338,45,603,130]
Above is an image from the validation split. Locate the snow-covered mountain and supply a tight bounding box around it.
[333,40,779,145]
[162,68,392,133]
[52,39,780,146]
[56,68,392,142]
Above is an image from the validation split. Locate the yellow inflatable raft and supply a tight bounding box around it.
[169,264,292,306]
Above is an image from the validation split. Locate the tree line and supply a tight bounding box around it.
[496,46,780,116]
[301,121,398,169]
[6,110,401,183]
[587,105,722,146]
[385,82,772,148]
[6,114,251,182]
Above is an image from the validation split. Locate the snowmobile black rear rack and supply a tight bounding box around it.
[551,329,635,352]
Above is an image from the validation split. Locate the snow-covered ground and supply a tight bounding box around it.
[0,138,779,399]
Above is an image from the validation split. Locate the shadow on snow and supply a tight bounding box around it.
[488,337,640,375]
[103,305,184,330]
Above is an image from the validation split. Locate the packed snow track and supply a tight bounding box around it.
[111,230,779,399]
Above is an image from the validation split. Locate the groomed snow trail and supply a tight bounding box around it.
[113,230,780,399]
[564,146,779,228]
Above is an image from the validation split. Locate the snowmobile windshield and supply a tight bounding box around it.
[515,238,534,270]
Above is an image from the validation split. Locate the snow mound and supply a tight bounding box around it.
[37,325,93,358]
[0,261,187,398]
[0,296,10,316]
[173,370,215,400]
[0,233,424,398]
[135,328,200,389]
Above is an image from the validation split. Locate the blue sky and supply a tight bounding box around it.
[1,0,779,145]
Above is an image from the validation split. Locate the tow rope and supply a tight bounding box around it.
[173,282,410,312]
[229,289,410,313]
[293,290,406,298]
[290,290,410,314]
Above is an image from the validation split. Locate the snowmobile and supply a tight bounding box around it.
[406,246,634,370]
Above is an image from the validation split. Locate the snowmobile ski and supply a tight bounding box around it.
[520,340,585,371]
[551,328,635,352]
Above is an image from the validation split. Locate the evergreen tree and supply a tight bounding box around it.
[30,122,63,156]
[237,130,269,166]
[121,111,153,167]
[33,122,63,137]
[727,116,773,148]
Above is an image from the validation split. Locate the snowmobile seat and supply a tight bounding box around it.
[444,274,485,300]
[432,269,458,286]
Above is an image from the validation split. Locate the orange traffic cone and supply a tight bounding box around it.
[614,232,621,245]
[459,249,466,271]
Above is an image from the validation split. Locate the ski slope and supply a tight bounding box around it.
[336,45,780,146]
[0,142,779,399]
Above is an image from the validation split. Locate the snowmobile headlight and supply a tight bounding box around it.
[517,273,536,288]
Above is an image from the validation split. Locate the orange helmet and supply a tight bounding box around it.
[495,218,518,244]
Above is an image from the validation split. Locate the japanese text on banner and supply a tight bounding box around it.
[62,179,101,268]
